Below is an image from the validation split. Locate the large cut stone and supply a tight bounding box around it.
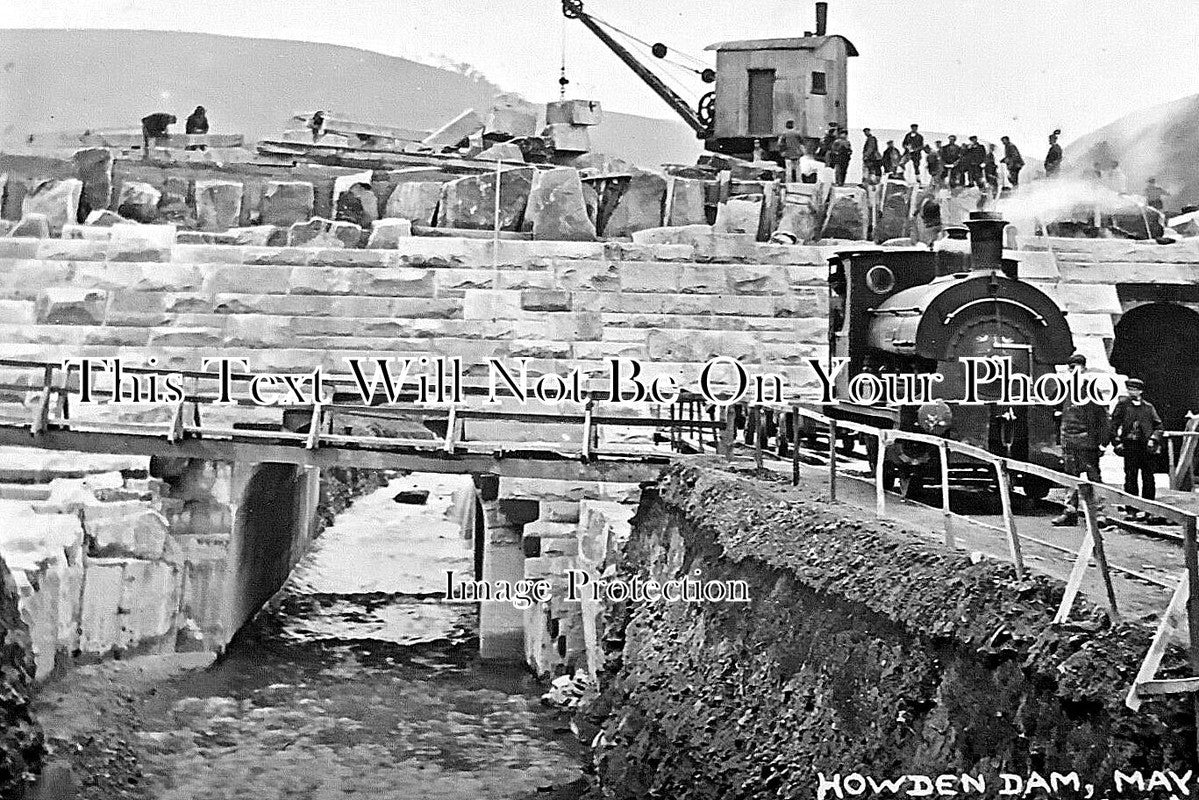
[524,167,596,242]
[117,181,162,223]
[873,179,913,243]
[486,94,539,138]
[603,170,666,237]
[37,287,106,323]
[194,180,243,232]
[714,195,764,236]
[546,99,603,126]
[335,183,378,229]
[666,177,707,226]
[287,217,363,248]
[216,225,286,246]
[84,209,129,227]
[476,143,525,162]
[437,167,534,231]
[260,181,314,227]
[776,183,823,243]
[542,123,590,154]
[21,178,82,235]
[570,152,634,178]
[72,147,113,218]
[821,186,869,240]
[384,181,442,225]
[366,218,413,248]
[422,109,484,149]
[9,214,51,238]
[156,176,195,226]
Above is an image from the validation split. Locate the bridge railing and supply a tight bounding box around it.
[704,398,1199,717]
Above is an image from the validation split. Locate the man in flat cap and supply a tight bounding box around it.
[1052,352,1111,526]
[1109,377,1164,520]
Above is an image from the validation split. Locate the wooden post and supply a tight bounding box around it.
[1183,515,1199,761]
[1080,483,1119,623]
[1127,574,1189,711]
[827,420,837,500]
[754,407,764,471]
[995,462,1025,579]
[938,440,954,549]
[792,408,803,487]
[721,406,735,459]
[874,430,887,517]
[1054,526,1095,624]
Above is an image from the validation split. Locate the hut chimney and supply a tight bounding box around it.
[815,2,828,36]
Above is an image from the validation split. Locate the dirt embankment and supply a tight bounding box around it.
[581,464,1194,800]
[1,554,44,797]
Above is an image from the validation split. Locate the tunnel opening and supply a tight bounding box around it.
[1111,302,1199,465]
[231,463,310,633]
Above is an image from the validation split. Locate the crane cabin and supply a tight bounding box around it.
[704,3,856,156]
[563,0,856,161]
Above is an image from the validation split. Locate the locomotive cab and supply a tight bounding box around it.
[825,212,1075,498]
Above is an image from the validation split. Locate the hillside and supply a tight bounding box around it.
[0,29,701,168]
[1064,92,1199,212]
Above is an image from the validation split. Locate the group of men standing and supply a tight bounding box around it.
[859,124,1027,193]
[779,120,1088,193]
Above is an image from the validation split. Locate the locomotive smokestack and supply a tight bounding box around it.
[815,2,828,35]
[965,211,1014,279]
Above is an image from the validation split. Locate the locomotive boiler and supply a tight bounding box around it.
[824,211,1075,498]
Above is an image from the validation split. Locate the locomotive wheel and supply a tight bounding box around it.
[1022,477,1052,501]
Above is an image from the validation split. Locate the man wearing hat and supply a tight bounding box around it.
[1052,353,1111,526]
[1108,377,1163,519]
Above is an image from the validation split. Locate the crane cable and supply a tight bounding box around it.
[586,11,711,75]
[559,16,569,98]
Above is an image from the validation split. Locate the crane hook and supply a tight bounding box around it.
[563,0,583,19]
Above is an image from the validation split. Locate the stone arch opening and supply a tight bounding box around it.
[1111,302,1199,436]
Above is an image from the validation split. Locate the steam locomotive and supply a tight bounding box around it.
[821,211,1075,499]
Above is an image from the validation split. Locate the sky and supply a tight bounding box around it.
[1,0,1197,151]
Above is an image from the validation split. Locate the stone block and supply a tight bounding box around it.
[521,289,571,312]
[666,177,707,227]
[486,94,540,138]
[72,147,114,216]
[260,181,315,227]
[438,167,534,232]
[714,195,764,236]
[287,217,363,248]
[86,507,171,560]
[335,181,379,230]
[157,176,195,226]
[117,181,163,223]
[524,167,596,242]
[217,225,286,247]
[422,109,484,149]
[543,123,591,154]
[873,179,912,243]
[9,214,50,238]
[821,186,869,240]
[194,180,243,232]
[476,143,525,162]
[604,171,666,238]
[776,184,824,244]
[84,209,127,227]
[546,99,603,126]
[22,178,83,234]
[36,287,105,324]
[366,218,413,248]
[463,289,523,320]
[383,181,442,226]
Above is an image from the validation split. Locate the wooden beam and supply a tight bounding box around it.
[1054,527,1095,624]
[1137,677,1199,696]
[939,440,954,549]
[995,462,1025,579]
[1127,573,1189,711]
[1082,483,1120,624]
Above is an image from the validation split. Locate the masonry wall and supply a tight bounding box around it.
[579,465,1195,799]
